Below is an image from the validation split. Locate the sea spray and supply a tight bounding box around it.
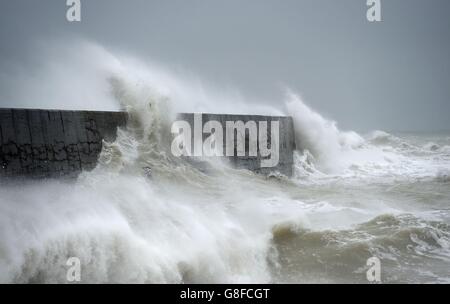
[1,40,450,284]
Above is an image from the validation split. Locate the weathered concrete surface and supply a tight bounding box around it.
[0,109,127,178]
[0,109,295,178]
[177,113,296,176]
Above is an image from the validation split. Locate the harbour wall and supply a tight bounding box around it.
[0,109,295,178]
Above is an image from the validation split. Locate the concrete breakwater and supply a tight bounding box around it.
[176,113,295,176]
[0,109,295,178]
[0,109,127,178]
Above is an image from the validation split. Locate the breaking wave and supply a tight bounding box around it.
[1,40,450,283]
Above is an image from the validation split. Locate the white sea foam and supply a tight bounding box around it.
[1,40,450,283]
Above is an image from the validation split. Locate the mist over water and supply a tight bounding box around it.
[1,41,450,283]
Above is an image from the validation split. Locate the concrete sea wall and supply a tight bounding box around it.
[0,109,127,178]
[0,109,295,178]
[177,113,296,176]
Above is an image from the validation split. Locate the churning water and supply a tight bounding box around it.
[1,41,449,283]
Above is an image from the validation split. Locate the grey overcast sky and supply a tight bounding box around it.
[0,0,449,132]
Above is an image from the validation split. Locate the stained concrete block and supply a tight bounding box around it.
[176,113,295,176]
[0,109,127,179]
[1,109,294,178]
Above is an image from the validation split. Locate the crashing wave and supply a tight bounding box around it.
[1,40,450,284]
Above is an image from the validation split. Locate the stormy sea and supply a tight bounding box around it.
[1,42,449,284]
